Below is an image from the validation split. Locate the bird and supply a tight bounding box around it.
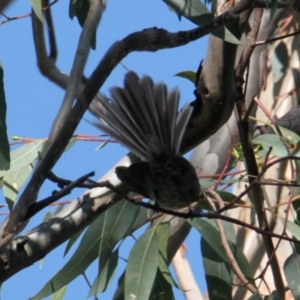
[89,71,200,210]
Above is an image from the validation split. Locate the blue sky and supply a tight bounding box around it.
[0,0,209,299]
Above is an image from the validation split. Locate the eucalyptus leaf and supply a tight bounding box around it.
[284,253,300,299]
[125,227,159,300]
[29,0,44,23]
[174,71,196,84]
[30,214,105,299]
[163,0,213,25]
[0,62,9,171]
[3,164,33,210]
[0,140,45,177]
[88,248,119,296]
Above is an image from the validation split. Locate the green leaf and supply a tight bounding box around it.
[0,62,10,171]
[69,0,76,19]
[189,219,254,280]
[284,253,300,299]
[270,0,279,19]
[0,140,45,177]
[3,164,33,210]
[31,201,139,299]
[270,40,288,83]
[29,0,44,24]
[64,228,84,257]
[98,201,140,271]
[253,134,289,157]
[64,136,77,152]
[163,0,213,25]
[156,223,178,288]
[201,238,233,300]
[53,203,65,216]
[212,27,241,45]
[30,214,105,300]
[174,71,196,84]
[42,211,52,222]
[88,248,119,296]
[247,293,263,300]
[125,227,159,300]
[95,139,109,151]
[50,286,67,300]
[280,218,300,240]
[88,201,140,296]
[150,268,174,300]
[130,206,153,230]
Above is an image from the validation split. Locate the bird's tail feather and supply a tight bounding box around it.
[89,71,193,161]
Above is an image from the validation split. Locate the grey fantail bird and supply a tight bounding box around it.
[89,71,200,209]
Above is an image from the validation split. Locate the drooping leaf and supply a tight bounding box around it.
[156,223,178,288]
[95,139,109,151]
[253,134,289,157]
[112,272,125,300]
[0,62,10,171]
[42,211,52,222]
[29,0,44,24]
[130,206,152,230]
[270,41,288,84]
[284,253,300,299]
[31,200,140,299]
[150,268,174,300]
[280,219,300,240]
[245,292,262,300]
[124,227,159,300]
[98,201,140,271]
[174,71,196,84]
[53,203,65,216]
[163,0,213,25]
[88,248,119,297]
[64,228,84,257]
[269,0,279,24]
[189,219,254,280]
[0,140,45,177]
[64,136,77,151]
[30,214,105,299]
[212,27,241,45]
[201,238,233,300]
[163,0,240,44]
[50,286,67,300]
[3,164,33,210]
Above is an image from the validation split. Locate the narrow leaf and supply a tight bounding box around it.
[212,27,241,45]
[50,286,67,300]
[253,134,288,157]
[156,223,178,287]
[88,248,119,296]
[30,214,105,299]
[174,71,196,84]
[125,227,159,300]
[150,268,174,300]
[3,164,33,210]
[163,0,213,25]
[98,201,140,271]
[284,253,300,299]
[29,0,44,23]
[64,229,84,257]
[189,219,253,280]
[201,238,232,300]
[0,140,45,177]
[0,62,10,170]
